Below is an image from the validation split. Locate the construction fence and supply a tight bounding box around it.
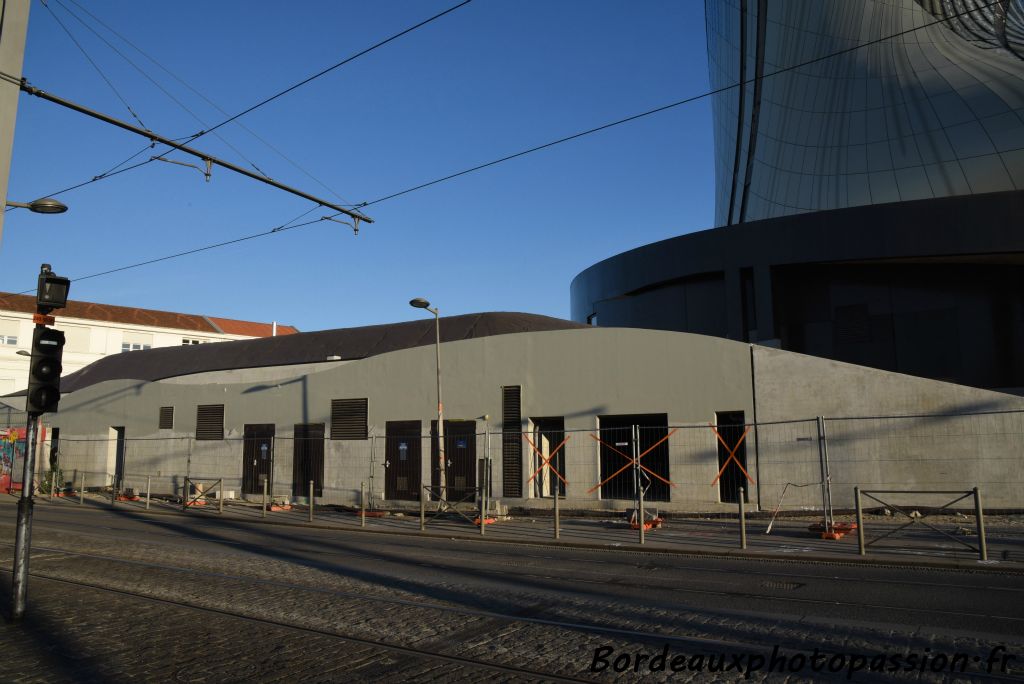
[4,408,1023,514]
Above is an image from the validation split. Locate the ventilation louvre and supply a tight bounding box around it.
[331,398,368,440]
[196,404,224,440]
[158,406,174,430]
[502,386,522,498]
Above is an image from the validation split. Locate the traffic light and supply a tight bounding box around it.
[26,327,65,415]
[36,264,70,315]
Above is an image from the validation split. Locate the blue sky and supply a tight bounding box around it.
[2,1,714,331]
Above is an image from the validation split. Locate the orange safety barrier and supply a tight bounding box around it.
[586,428,678,494]
[708,423,755,486]
[525,434,569,487]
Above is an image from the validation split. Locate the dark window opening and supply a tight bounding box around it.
[715,411,749,504]
[531,417,565,497]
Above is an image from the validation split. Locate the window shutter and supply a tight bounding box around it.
[331,398,368,440]
[502,386,522,498]
[159,406,174,430]
[196,404,224,440]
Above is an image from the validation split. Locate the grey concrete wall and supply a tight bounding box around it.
[47,329,1024,512]
[752,346,1024,510]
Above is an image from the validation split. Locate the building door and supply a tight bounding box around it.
[598,414,670,502]
[111,426,126,491]
[431,420,476,501]
[242,424,275,495]
[715,411,749,503]
[531,417,565,497]
[292,424,324,497]
[384,421,421,501]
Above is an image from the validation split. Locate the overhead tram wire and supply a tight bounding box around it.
[39,0,147,130]
[60,0,355,205]
[351,0,1005,209]
[11,0,475,209]
[6,0,1001,290]
[50,0,274,180]
[177,0,476,146]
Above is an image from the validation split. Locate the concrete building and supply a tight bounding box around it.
[0,292,297,396]
[41,313,1024,513]
[571,0,1024,392]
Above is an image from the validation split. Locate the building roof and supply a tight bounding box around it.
[205,317,298,337]
[59,312,589,393]
[0,292,296,337]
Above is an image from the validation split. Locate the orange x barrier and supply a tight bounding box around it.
[586,429,678,494]
[525,434,569,486]
[709,423,755,486]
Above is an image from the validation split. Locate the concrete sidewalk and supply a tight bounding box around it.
[8,493,1024,572]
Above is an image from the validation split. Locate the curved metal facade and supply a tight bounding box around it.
[708,0,1024,225]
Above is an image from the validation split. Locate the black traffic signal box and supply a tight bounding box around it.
[26,327,65,415]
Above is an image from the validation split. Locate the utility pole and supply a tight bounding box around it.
[0,0,32,248]
[11,263,69,621]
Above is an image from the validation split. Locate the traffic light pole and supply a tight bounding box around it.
[11,406,39,621]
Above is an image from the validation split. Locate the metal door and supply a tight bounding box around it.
[715,411,749,503]
[598,414,669,502]
[384,421,421,501]
[432,420,476,501]
[292,424,324,497]
[242,424,275,495]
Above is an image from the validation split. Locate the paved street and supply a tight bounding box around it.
[0,499,1022,682]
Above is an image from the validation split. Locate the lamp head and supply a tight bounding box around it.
[409,298,431,309]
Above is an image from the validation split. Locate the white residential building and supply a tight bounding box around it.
[0,292,297,396]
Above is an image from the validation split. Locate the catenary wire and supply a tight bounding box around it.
[61,0,355,205]
[39,0,147,130]
[52,0,273,180]
[6,0,1002,290]
[12,0,474,209]
[351,0,1005,208]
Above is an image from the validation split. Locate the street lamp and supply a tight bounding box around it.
[5,198,68,214]
[410,297,446,499]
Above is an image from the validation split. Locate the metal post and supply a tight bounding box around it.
[434,309,446,497]
[635,426,644,546]
[739,486,747,549]
[974,487,987,561]
[145,475,151,510]
[420,488,426,531]
[11,413,40,621]
[816,416,830,533]
[855,487,865,556]
[361,481,366,528]
[308,480,314,522]
[553,487,560,540]
[261,477,267,518]
[110,471,116,507]
[218,479,224,514]
[820,417,834,530]
[79,471,85,505]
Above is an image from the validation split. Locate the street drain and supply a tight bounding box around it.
[759,580,804,590]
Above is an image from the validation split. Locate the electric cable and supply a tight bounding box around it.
[61,0,358,205]
[4,0,1003,293]
[352,0,1005,208]
[52,0,273,180]
[39,0,148,130]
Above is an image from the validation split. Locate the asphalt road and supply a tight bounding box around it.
[1,503,1022,682]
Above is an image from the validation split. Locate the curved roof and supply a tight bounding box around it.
[61,312,588,393]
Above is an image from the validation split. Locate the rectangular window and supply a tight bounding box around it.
[121,342,152,352]
[195,404,224,440]
[122,332,153,353]
[182,338,203,345]
[330,398,368,440]
[159,406,174,430]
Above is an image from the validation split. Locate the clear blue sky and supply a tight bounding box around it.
[3,0,714,331]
